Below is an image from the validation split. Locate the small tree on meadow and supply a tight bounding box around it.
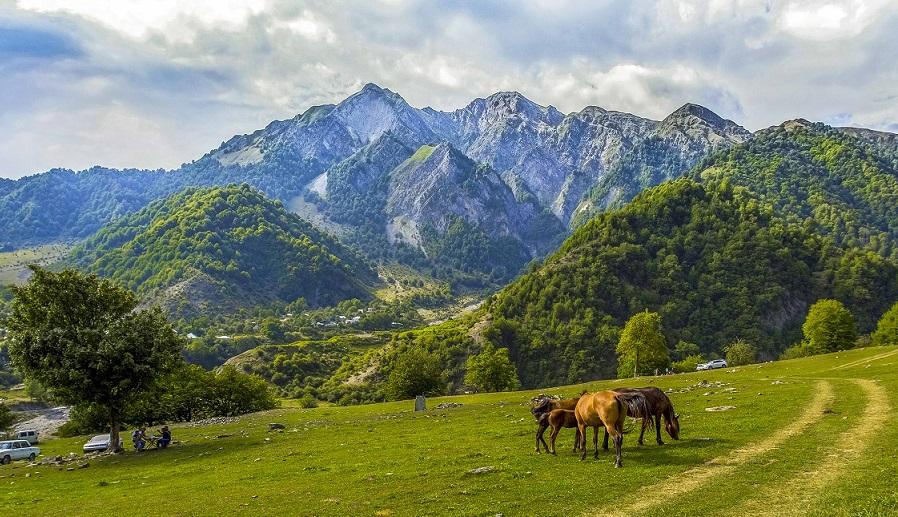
[0,403,14,433]
[802,299,857,354]
[616,310,670,378]
[871,302,898,346]
[6,267,183,451]
[724,339,757,366]
[384,349,446,400]
[464,344,520,392]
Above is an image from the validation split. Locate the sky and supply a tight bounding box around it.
[1,0,897,179]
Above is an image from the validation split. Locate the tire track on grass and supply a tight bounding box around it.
[721,379,889,517]
[593,381,834,517]
[829,349,898,371]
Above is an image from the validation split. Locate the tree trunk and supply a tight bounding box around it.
[108,413,122,453]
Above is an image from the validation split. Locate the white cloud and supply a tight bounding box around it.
[2,0,897,178]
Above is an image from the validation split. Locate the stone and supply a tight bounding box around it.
[705,406,736,412]
[268,423,286,430]
[465,466,494,475]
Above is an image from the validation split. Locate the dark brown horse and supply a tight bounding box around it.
[575,390,650,467]
[601,387,680,449]
[531,394,582,453]
[535,409,587,454]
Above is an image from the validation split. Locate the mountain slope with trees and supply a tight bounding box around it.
[481,178,898,387]
[69,184,375,317]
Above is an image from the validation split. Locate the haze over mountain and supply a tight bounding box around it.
[0,83,751,282]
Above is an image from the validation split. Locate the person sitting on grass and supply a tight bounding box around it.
[156,426,171,449]
[132,427,147,451]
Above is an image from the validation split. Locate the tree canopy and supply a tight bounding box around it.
[616,310,670,378]
[464,344,520,392]
[802,299,857,354]
[871,302,898,346]
[6,267,183,451]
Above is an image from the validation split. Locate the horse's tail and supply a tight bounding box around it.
[615,392,653,429]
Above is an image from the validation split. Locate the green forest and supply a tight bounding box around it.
[69,184,375,316]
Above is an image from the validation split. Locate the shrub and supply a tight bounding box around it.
[671,354,704,373]
[463,344,519,392]
[802,299,857,353]
[724,339,757,366]
[871,302,898,346]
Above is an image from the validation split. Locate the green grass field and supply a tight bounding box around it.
[2,346,897,516]
[0,244,72,286]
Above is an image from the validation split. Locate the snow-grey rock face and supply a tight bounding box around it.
[197,85,752,272]
[0,83,752,277]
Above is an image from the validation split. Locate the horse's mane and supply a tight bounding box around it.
[615,392,653,426]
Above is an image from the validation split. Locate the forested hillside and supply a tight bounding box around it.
[482,178,898,387]
[694,121,898,260]
[69,184,375,317]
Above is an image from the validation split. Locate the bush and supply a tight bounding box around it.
[463,344,519,392]
[384,349,446,400]
[781,342,815,360]
[871,302,898,346]
[0,403,14,432]
[298,395,319,409]
[802,299,857,353]
[724,339,757,366]
[671,354,704,373]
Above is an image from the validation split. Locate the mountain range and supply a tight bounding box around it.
[0,84,751,281]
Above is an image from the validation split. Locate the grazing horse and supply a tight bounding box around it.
[535,409,586,454]
[602,387,680,449]
[531,394,583,453]
[575,390,650,467]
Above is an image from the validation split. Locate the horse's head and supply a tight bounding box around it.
[665,412,681,440]
[530,398,551,419]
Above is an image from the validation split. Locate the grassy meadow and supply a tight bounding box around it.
[0,244,72,286]
[1,346,896,516]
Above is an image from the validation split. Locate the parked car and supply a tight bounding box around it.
[15,429,39,445]
[83,434,123,453]
[696,359,729,371]
[0,440,41,465]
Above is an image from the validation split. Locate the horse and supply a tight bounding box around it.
[601,387,680,449]
[575,390,650,467]
[531,393,583,453]
[535,409,586,454]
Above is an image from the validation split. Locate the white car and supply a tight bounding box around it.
[0,440,41,465]
[15,429,39,445]
[83,434,123,453]
[698,359,728,370]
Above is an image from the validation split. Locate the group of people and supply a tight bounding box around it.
[131,426,172,451]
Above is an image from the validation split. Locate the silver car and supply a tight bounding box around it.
[83,434,123,453]
[0,440,41,464]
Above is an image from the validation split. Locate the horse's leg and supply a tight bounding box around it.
[613,432,623,468]
[572,427,580,452]
[638,418,646,446]
[602,428,609,450]
[578,424,587,461]
[536,422,549,454]
[549,425,560,455]
[655,414,664,445]
[593,426,599,459]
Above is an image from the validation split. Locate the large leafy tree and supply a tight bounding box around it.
[802,299,857,353]
[464,344,520,392]
[383,349,445,401]
[616,310,670,378]
[871,302,898,346]
[6,267,183,451]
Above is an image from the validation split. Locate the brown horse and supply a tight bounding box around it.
[535,409,587,454]
[575,390,650,467]
[602,387,680,449]
[531,394,582,453]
